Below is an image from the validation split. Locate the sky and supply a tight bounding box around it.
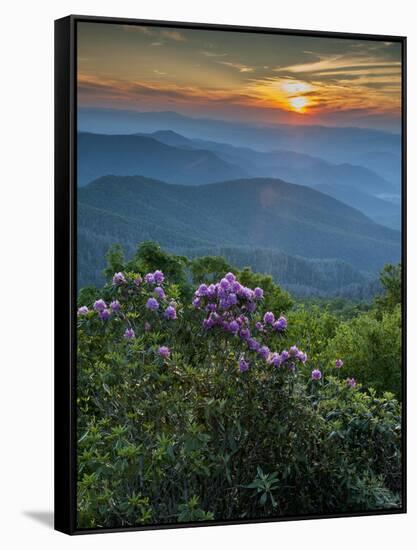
[77,22,402,132]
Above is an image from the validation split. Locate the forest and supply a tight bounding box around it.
[77,173,400,298]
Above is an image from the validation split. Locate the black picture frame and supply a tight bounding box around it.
[54,14,407,535]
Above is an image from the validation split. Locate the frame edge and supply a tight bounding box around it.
[54,15,76,535]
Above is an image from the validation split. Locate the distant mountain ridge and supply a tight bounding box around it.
[314,183,401,230]
[78,107,401,166]
[83,128,398,229]
[140,129,397,195]
[77,174,400,291]
[77,131,247,187]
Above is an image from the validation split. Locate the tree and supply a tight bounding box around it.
[103,244,125,282]
[129,241,189,286]
[190,256,233,285]
[374,264,402,315]
[238,266,293,313]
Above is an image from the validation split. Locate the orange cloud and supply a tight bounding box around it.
[246,73,400,117]
[77,67,400,123]
[77,73,254,104]
[274,53,401,75]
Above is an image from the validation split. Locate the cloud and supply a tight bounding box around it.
[274,52,401,76]
[245,72,400,116]
[149,42,163,47]
[78,73,259,107]
[161,30,187,42]
[216,61,255,73]
[78,52,401,123]
[315,67,401,77]
[200,50,228,57]
[261,49,401,116]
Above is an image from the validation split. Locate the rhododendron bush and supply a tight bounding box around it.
[76,246,402,529]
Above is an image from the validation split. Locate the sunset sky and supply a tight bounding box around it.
[77,22,402,132]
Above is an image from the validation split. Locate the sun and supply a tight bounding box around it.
[289,96,308,113]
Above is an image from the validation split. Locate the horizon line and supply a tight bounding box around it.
[77,105,401,135]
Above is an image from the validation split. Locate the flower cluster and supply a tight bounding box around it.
[140,271,177,320]
[193,273,286,339]
[143,270,165,285]
[193,272,259,315]
[311,369,322,381]
[112,272,126,286]
[346,377,357,388]
[239,357,249,373]
[82,298,124,322]
[192,272,307,375]
[158,346,171,359]
[77,306,89,316]
[124,328,135,340]
[77,271,177,353]
[78,268,358,389]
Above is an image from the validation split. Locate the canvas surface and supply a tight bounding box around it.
[74,20,404,531]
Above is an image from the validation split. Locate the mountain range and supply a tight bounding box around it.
[76,109,401,297]
[77,175,400,293]
[77,132,247,186]
[136,129,396,193]
[78,107,401,180]
[78,130,400,229]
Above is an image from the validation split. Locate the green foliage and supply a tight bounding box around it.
[325,305,402,398]
[245,467,280,509]
[77,174,399,297]
[177,497,214,522]
[76,248,402,529]
[374,263,402,315]
[283,305,339,365]
[103,244,125,282]
[237,267,293,313]
[124,241,189,287]
[317,378,402,495]
[77,316,402,527]
[299,296,372,321]
[190,255,233,285]
[77,286,100,307]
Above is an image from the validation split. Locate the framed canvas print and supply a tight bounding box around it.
[54,15,407,535]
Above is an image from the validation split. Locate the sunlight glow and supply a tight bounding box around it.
[289,96,308,112]
[281,80,311,94]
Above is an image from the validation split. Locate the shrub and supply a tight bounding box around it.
[282,305,340,366]
[76,266,402,528]
[325,305,402,398]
